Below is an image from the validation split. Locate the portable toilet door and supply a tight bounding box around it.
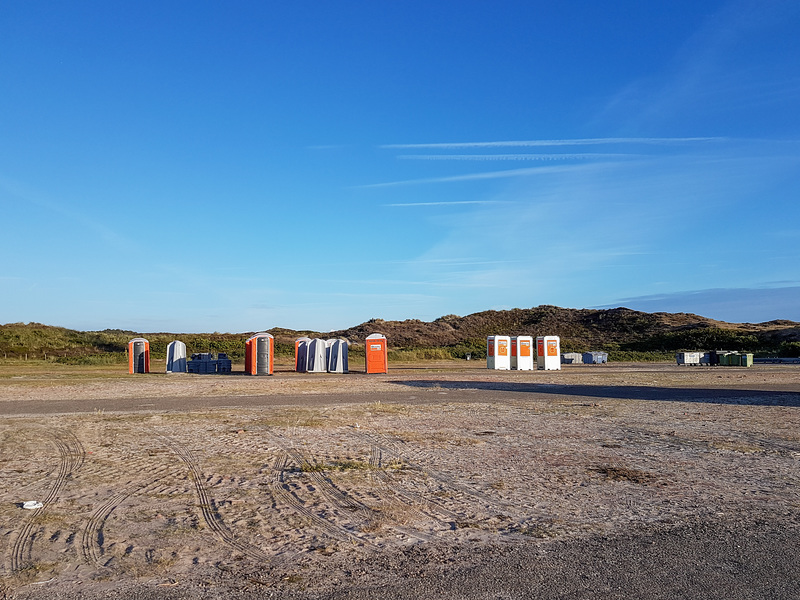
[326,339,349,373]
[307,338,328,373]
[166,340,187,373]
[515,336,534,370]
[128,338,150,374]
[245,333,274,375]
[365,334,388,374]
[295,337,310,373]
[487,335,511,370]
[537,336,561,370]
[510,337,518,370]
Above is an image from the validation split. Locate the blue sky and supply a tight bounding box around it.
[2,1,799,332]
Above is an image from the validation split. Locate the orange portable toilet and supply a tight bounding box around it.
[365,333,388,374]
[128,338,150,374]
[245,332,274,375]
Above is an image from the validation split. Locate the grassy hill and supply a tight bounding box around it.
[2,306,799,364]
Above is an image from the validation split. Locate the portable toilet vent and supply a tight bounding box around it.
[487,335,511,370]
[512,336,534,370]
[536,336,561,370]
[365,334,388,374]
[128,338,150,374]
[295,337,311,372]
[245,332,274,375]
[166,340,187,373]
[326,339,349,373]
[307,338,328,373]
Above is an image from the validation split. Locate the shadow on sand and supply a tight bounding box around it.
[390,380,800,408]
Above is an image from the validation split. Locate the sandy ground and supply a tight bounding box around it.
[0,361,799,599]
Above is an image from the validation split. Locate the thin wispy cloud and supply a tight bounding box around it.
[388,258,525,266]
[397,153,639,161]
[306,144,350,150]
[0,175,132,252]
[385,200,501,207]
[357,164,592,188]
[319,277,499,289]
[599,286,800,322]
[382,137,724,149]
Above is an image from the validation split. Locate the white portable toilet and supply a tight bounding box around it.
[326,339,349,373]
[536,336,561,370]
[166,340,187,373]
[307,338,328,373]
[295,337,310,372]
[512,336,534,370]
[487,335,511,370]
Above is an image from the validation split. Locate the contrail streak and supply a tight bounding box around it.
[397,153,639,161]
[356,164,590,188]
[385,200,500,207]
[382,137,724,149]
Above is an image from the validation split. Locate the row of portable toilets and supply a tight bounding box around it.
[486,335,562,370]
[294,337,349,373]
[676,351,754,367]
[127,333,389,375]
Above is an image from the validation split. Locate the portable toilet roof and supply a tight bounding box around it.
[245,332,274,375]
[307,338,328,373]
[326,339,349,374]
[166,340,187,373]
[365,333,388,374]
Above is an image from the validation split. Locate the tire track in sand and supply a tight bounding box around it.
[361,431,516,514]
[80,463,179,566]
[268,430,431,544]
[8,429,84,572]
[367,443,460,524]
[160,436,272,563]
[268,451,367,545]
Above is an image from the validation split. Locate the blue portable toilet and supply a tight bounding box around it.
[326,339,349,373]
